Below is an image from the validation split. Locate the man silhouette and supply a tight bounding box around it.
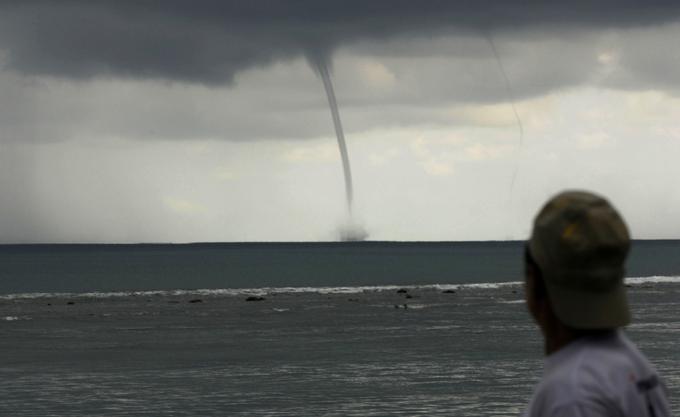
[523,191,670,417]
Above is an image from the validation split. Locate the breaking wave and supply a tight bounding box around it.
[1,276,677,300]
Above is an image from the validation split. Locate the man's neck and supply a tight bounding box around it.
[544,324,579,355]
[544,324,616,355]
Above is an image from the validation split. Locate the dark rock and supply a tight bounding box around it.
[396,288,408,294]
[188,299,203,304]
[511,290,517,294]
[405,294,413,299]
[245,296,266,302]
[442,289,456,294]
[66,301,75,305]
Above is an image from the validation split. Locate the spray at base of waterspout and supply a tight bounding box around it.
[337,219,369,242]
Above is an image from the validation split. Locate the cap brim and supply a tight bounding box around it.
[545,280,631,329]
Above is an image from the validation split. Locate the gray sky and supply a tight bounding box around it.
[1,1,680,242]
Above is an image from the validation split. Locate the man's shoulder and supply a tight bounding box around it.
[527,332,664,416]
[533,348,622,412]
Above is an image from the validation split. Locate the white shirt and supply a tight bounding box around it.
[524,330,670,417]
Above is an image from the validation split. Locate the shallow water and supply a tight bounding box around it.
[1,279,678,416]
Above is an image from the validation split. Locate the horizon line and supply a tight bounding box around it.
[1,238,679,246]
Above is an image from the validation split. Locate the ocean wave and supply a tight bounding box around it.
[0,283,517,300]
[625,276,680,285]
[2,315,30,321]
[1,275,677,300]
[433,282,521,291]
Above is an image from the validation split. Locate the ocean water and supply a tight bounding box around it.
[1,241,679,416]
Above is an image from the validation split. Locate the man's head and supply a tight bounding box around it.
[525,190,631,331]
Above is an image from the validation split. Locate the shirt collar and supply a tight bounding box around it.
[543,329,620,374]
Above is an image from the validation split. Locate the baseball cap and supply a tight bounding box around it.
[528,190,631,329]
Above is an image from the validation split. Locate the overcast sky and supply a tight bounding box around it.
[1,1,680,243]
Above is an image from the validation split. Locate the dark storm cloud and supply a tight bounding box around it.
[1,0,679,84]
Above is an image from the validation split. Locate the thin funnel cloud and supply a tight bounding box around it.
[313,56,354,214]
[486,35,524,205]
[309,54,367,241]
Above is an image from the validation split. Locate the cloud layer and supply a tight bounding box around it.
[2,1,680,84]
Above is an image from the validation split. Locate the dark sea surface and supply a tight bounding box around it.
[2,240,680,294]
[1,241,679,416]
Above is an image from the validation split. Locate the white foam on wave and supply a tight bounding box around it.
[433,282,522,291]
[2,315,30,321]
[1,276,677,300]
[498,299,525,304]
[625,276,680,285]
